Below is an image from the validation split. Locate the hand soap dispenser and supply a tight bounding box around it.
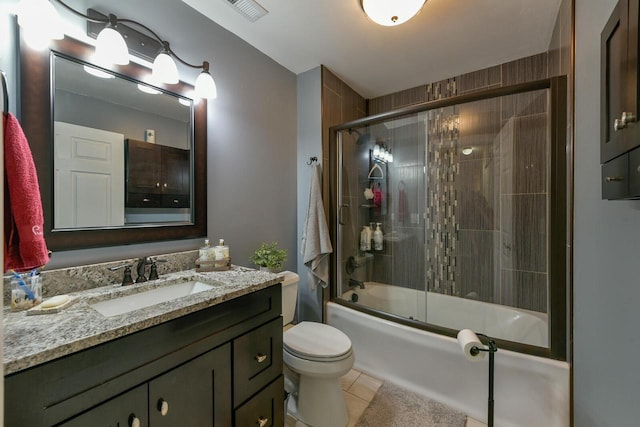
[199,239,212,261]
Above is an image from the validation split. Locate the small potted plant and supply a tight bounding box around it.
[250,242,287,273]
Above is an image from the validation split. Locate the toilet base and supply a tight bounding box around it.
[293,374,349,427]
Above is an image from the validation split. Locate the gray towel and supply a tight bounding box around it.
[301,164,333,290]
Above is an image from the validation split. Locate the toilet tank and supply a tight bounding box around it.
[280,271,299,325]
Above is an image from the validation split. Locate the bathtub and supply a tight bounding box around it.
[327,301,570,427]
[342,281,548,347]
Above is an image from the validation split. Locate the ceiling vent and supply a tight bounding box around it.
[223,0,268,22]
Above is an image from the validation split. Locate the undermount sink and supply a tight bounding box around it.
[90,281,214,317]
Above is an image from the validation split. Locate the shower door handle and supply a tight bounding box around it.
[339,204,349,225]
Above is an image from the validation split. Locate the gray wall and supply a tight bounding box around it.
[1,0,297,271]
[574,0,640,425]
[296,67,323,322]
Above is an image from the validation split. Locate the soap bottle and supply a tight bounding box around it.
[214,239,229,260]
[373,223,384,251]
[199,239,211,261]
[360,226,371,251]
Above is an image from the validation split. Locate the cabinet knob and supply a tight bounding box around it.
[173,199,179,204]
[128,414,141,427]
[157,398,169,416]
[163,183,168,188]
[605,176,624,182]
[156,182,160,187]
[257,416,269,427]
[143,198,151,202]
[255,353,267,363]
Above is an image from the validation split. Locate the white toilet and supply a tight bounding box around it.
[281,271,355,427]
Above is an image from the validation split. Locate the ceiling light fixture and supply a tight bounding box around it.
[15,0,218,99]
[360,0,427,26]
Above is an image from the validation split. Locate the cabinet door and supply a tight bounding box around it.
[126,139,162,194]
[149,344,232,427]
[161,146,190,195]
[601,0,630,162]
[57,384,147,427]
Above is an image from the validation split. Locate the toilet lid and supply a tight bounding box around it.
[284,322,352,360]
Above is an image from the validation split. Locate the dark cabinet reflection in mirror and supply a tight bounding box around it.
[19,34,207,251]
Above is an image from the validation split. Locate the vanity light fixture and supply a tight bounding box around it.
[14,0,218,99]
[360,0,427,26]
[372,143,393,163]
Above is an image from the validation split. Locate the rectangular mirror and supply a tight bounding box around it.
[19,33,207,251]
[53,55,192,230]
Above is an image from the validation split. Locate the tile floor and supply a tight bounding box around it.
[285,368,487,427]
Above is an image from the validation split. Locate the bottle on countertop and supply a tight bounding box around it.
[199,239,212,261]
[373,223,383,251]
[214,239,229,260]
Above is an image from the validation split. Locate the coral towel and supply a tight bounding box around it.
[4,113,50,272]
[301,164,333,290]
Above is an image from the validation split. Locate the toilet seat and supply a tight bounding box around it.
[284,322,352,362]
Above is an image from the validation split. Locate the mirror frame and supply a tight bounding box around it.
[19,34,207,251]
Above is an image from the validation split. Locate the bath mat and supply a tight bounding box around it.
[354,381,467,427]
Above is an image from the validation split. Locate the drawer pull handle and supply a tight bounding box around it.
[605,176,624,182]
[255,353,267,363]
[173,199,179,204]
[129,415,141,427]
[257,416,269,427]
[143,198,151,202]
[158,399,169,416]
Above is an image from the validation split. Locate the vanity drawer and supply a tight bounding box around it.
[162,194,190,208]
[233,317,283,405]
[602,154,629,199]
[127,192,161,207]
[234,376,284,427]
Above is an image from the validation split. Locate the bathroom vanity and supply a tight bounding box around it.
[4,268,284,427]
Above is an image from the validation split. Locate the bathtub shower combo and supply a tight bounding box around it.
[328,78,569,427]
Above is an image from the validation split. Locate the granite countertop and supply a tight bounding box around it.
[3,266,282,375]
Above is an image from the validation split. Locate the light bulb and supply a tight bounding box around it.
[178,98,191,107]
[152,50,179,84]
[361,0,426,26]
[373,145,381,157]
[195,71,217,99]
[461,147,474,156]
[388,153,394,163]
[16,0,64,47]
[95,25,129,65]
[83,65,114,79]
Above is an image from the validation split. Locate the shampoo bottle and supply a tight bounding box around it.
[360,226,371,251]
[373,223,384,250]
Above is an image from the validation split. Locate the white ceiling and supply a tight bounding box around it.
[181,0,563,99]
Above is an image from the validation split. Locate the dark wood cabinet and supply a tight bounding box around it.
[5,285,283,427]
[126,139,190,208]
[601,0,640,198]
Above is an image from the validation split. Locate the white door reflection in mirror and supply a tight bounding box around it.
[54,121,125,229]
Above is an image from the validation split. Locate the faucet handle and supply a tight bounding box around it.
[108,264,134,286]
[148,258,168,280]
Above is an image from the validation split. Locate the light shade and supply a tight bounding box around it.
[195,71,217,99]
[152,49,179,84]
[16,0,64,49]
[361,0,426,26]
[95,25,129,65]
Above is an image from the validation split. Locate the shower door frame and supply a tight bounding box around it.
[328,76,568,361]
